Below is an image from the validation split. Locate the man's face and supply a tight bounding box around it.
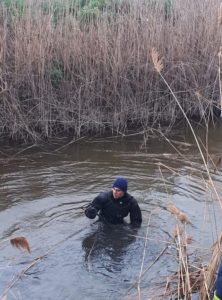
[112,187,124,199]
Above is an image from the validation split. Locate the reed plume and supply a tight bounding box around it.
[167,204,180,215]
[167,204,190,224]
[151,47,163,73]
[177,212,190,223]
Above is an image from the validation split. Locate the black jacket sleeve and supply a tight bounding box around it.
[216,261,222,298]
[85,193,105,219]
[129,198,142,226]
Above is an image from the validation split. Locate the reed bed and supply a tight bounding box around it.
[0,0,221,142]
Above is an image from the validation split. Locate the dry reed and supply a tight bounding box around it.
[200,233,222,299]
[0,0,221,142]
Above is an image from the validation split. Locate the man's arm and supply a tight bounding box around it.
[85,194,104,219]
[129,198,142,227]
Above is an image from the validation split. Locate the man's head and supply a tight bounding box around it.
[112,177,128,199]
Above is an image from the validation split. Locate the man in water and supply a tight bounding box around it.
[85,177,142,226]
[214,261,222,299]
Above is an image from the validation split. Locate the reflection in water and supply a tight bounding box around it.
[82,223,137,274]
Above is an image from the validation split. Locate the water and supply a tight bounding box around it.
[0,127,222,300]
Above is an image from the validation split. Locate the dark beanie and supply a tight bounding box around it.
[112,177,128,193]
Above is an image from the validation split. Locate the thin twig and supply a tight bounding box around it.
[86,234,97,271]
[54,136,86,152]
[137,212,152,300]
[125,245,169,295]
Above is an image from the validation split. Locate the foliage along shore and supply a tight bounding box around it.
[0,0,221,143]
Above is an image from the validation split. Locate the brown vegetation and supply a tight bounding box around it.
[123,202,222,299]
[10,236,31,253]
[0,0,221,143]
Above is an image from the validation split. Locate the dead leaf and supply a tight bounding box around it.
[10,236,31,253]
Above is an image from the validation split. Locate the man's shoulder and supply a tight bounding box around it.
[97,191,112,201]
[125,193,139,206]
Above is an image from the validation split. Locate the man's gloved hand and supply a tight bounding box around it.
[85,206,98,219]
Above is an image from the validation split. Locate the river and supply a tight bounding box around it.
[0,126,222,300]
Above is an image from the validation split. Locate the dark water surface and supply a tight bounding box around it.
[1,127,222,300]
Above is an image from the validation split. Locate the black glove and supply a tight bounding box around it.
[85,206,98,219]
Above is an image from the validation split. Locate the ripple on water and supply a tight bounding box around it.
[0,135,222,299]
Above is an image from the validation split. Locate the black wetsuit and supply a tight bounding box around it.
[85,191,142,226]
[215,261,222,299]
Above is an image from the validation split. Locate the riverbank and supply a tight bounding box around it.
[0,0,221,143]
